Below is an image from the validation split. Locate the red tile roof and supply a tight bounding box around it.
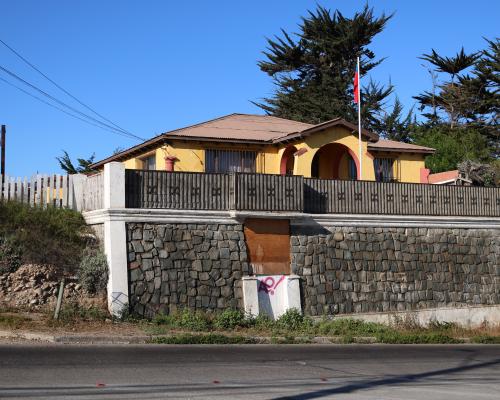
[162,113,313,142]
[90,114,430,168]
[428,170,459,184]
[368,139,435,154]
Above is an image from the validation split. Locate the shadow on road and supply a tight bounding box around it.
[271,357,500,400]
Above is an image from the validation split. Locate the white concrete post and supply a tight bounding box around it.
[285,275,302,313]
[104,162,126,209]
[242,276,259,317]
[103,162,129,316]
[70,174,87,211]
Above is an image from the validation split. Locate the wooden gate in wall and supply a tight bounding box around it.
[243,218,290,275]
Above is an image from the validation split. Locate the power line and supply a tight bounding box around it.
[0,64,145,141]
[0,76,137,139]
[0,38,140,139]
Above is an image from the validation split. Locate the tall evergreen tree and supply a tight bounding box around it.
[255,5,394,130]
[415,38,499,157]
[376,97,415,142]
[415,47,480,128]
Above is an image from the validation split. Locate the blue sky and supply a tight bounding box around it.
[1,1,499,176]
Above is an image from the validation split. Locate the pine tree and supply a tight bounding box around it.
[415,38,499,157]
[376,97,415,142]
[255,5,393,130]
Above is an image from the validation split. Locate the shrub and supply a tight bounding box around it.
[78,249,108,294]
[213,309,246,330]
[0,201,88,274]
[0,237,21,274]
[176,309,210,331]
[276,308,312,332]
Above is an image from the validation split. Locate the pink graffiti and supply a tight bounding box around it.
[258,275,285,295]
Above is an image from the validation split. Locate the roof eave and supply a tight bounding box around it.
[367,146,435,155]
[90,136,170,169]
[90,135,269,169]
[273,118,379,144]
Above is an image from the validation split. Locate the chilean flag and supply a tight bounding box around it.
[353,71,359,104]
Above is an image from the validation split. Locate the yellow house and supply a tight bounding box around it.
[91,113,434,183]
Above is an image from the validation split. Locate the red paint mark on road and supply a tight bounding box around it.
[258,275,285,295]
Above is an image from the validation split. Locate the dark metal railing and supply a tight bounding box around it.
[125,170,231,210]
[304,178,499,216]
[234,173,303,212]
[125,169,500,217]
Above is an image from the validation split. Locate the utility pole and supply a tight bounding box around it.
[0,125,4,202]
[0,125,5,179]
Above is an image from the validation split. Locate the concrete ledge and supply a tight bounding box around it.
[84,208,500,229]
[296,214,500,229]
[332,305,500,329]
[83,208,239,225]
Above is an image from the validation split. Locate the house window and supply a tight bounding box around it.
[142,154,156,170]
[347,155,357,180]
[374,158,394,182]
[205,149,256,173]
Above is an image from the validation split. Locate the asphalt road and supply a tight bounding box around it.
[0,344,499,399]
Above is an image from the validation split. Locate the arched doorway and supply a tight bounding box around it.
[311,143,359,180]
[280,145,297,175]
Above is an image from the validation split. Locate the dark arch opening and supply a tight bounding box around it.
[280,145,297,175]
[310,143,359,180]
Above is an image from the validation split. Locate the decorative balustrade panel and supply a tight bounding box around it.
[234,173,303,212]
[125,170,231,210]
[304,178,500,216]
[125,170,500,216]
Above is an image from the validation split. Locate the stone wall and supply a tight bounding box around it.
[127,223,249,317]
[291,225,500,316]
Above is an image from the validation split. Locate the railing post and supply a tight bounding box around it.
[102,162,128,317]
[104,162,125,208]
[229,172,237,211]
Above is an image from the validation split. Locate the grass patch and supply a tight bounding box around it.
[48,302,108,326]
[150,333,257,344]
[377,332,462,344]
[471,335,500,344]
[316,318,390,336]
[0,313,30,329]
[152,309,210,331]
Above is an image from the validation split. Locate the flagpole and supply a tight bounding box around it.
[357,56,362,180]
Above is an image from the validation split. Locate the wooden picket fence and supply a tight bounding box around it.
[0,172,104,211]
